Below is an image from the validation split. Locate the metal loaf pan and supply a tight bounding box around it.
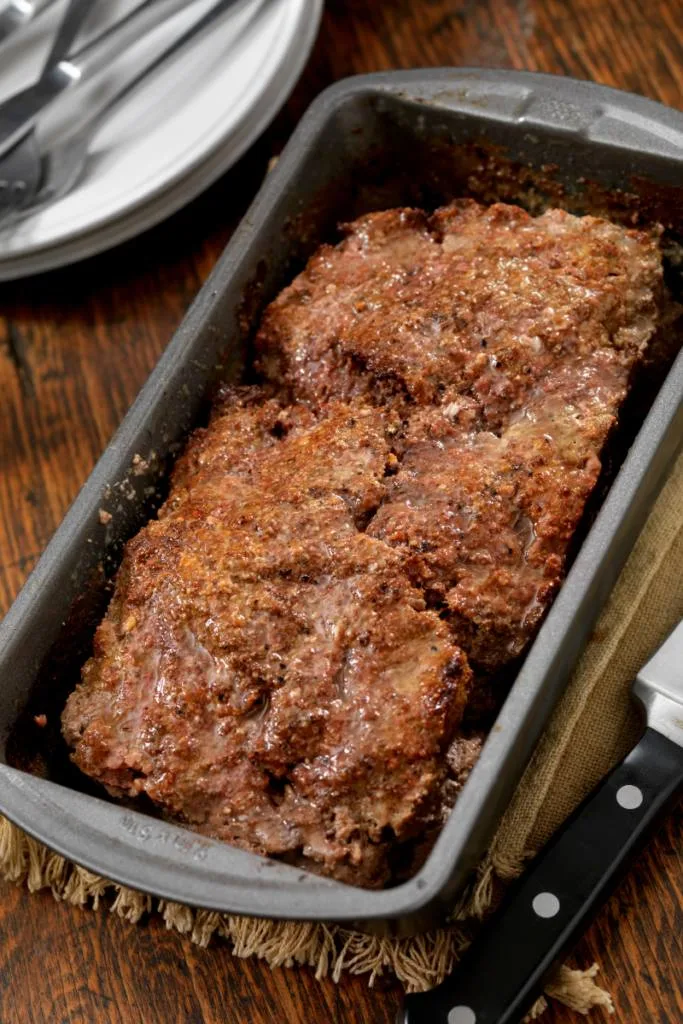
[0,70,682,937]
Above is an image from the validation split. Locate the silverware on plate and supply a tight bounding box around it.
[0,0,94,215]
[0,0,58,46]
[0,0,93,158]
[0,0,262,221]
[0,0,192,160]
[401,620,683,1024]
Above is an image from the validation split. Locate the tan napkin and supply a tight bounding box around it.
[2,449,682,1019]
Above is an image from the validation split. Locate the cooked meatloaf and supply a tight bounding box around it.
[256,202,662,426]
[63,200,677,887]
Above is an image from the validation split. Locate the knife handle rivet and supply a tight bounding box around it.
[616,784,643,810]
[532,892,560,918]
[448,1007,477,1024]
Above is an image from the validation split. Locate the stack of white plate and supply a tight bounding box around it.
[0,0,322,280]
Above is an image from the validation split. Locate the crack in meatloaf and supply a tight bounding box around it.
[62,199,679,888]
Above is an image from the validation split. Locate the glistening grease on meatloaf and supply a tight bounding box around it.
[62,200,678,887]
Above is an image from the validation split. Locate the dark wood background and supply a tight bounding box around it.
[1,1,682,1021]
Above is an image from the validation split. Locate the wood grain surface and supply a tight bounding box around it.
[1,1,682,1021]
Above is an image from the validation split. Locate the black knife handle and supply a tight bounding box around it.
[401,728,683,1024]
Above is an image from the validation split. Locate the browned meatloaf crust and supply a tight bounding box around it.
[62,200,676,887]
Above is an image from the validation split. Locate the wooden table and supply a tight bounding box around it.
[1,1,681,1021]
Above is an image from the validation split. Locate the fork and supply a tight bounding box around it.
[0,0,262,223]
[0,0,94,158]
[0,0,94,210]
[0,0,200,161]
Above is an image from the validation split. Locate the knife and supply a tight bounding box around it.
[401,620,683,1024]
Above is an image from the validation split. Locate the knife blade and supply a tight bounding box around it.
[634,619,683,746]
[401,620,683,1024]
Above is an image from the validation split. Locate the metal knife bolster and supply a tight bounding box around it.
[634,620,683,747]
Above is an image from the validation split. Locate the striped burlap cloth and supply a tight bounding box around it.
[1,449,682,1019]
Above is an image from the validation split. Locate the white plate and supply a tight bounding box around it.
[0,0,322,278]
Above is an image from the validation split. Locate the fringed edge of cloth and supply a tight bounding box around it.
[0,817,612,1017]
